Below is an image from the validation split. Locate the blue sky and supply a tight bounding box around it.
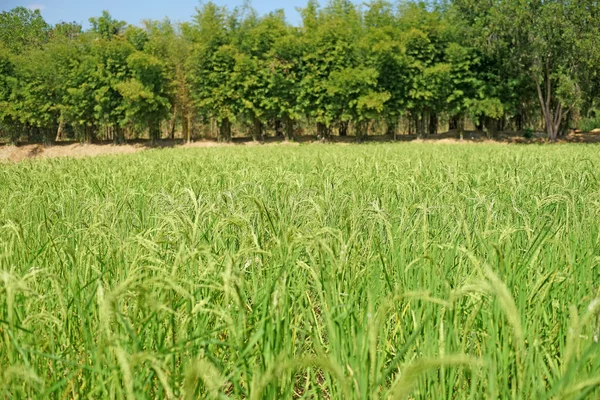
[0,0,306,28]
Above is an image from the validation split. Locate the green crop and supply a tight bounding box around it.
[1,143,599,399]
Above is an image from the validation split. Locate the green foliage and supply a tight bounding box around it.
[0,7,49,54]
[61,37,102,139]
[461,0,600,139]
[116,52,171,134]
[187,2,241,135]
[233,10,292,134]
[0,1,599,143]
[50,21,82,40]
[327,66,390,122]
[0,9,174,144]
[89,10,126,39]
[579,116,600,132]
[364,1,410,126]
[124,26,149,51]
[90,38,135,131]
[264,24,304,122]
[296,0,383,133]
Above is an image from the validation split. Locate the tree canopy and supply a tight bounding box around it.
[1,1,599,144]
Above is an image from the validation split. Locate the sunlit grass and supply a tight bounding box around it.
[1,143,599,399]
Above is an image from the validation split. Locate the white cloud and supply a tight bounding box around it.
[27,4,46,11]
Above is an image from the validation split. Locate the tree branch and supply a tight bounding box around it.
[534,76,550,123]
[554,102,563,131]
[545,56,551,111]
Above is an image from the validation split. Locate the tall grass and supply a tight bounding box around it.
[1,143,599,399]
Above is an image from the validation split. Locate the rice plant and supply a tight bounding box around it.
[1,143,599,399]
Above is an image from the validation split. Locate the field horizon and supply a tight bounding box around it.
[3,130,600,164]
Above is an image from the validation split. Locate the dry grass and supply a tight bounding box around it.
[2,131,600,163]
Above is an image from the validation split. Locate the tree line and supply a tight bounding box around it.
[1,0,599,144]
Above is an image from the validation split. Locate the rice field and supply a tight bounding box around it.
[1,143,599,399]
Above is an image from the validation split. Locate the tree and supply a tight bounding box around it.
[116,51,171,143]
[456,0,600,140]
[234,9,293,141]
[143,19,193,142]
[326,66,390,141]
[298,0,372,139]
[60,35,102,143]
[188,2,241,142]
[364,0,410,138]
[0,34,84,144]
[8,45,62,143]
[124,25,149,52]
[266,24,305,141]
[50,21,82,41]
[89,10,126,39]
[444,42,504,138]
[0,43,19,142]
[397,3,453,138]
[0,7,49,54]
[1,0,599,146]
[90,38,135,143]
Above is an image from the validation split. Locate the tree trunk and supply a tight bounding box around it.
[515,113,524,132]
[483,117,497,139]
[356,120,368,142]
[407,116,414,135]
[219,118,232,142]
[55,118,65,142]
[82,125,94,144]
[570,107,580,133]
[534,58,564,141]
[170,104,177,140]
[475,118,484,132]
[182,112,190,143]
[367,119,375,138]
[339,121,348,137]
[428,113,438,135]
[113,126,125,144]
[449,115,459,131]
[251,116,263,142]
[149,119,160,144]
[559,110,571,137]
[413,114,418,138]
[415,112,427,139]
[9,129,19,145]
[170,119,176,140]
[386,118,397,140]
[274,118,283,138]
[283,115,294,141]
[537,92,562,141]
[316,122,329,140]
[43,127,54,145]
[456,115,465,140]
[497,116,506,132]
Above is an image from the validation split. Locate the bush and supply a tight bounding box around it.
[522,128,534,139]
[579,116,600,132]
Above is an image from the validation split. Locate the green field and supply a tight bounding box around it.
[1,143,599,399]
